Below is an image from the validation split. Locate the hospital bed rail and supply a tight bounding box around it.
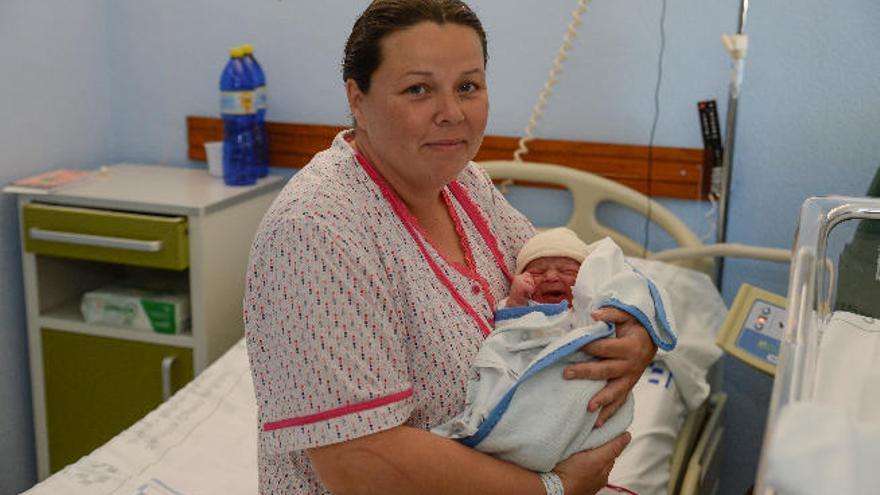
[479,160,791,281]
[480,160,709,274]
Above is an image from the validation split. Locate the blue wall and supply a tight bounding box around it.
[0,1,114,492]
[2,1,877,493]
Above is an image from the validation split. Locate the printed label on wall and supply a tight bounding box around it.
[220,91,256,115]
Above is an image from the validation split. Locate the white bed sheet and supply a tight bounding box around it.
[24,340,257,495]
[25,261,725,495]
[763,311,880,495]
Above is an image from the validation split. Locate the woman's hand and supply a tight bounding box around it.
[564,307,657,426]
[553,432,631,494]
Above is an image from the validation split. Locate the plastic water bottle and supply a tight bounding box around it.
[219,47,257,186]
[240,43,269,177]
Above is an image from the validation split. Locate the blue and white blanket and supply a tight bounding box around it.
[433,238,677,472]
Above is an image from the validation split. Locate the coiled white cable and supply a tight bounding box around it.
[513,0,592,162]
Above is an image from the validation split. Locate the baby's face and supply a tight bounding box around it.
[522,256,581,304]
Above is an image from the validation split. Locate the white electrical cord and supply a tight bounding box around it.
[508,2,751,264]
[513,0,591,162]
[696,143,719,243]
[702,194,718,243]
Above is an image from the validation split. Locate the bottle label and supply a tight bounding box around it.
[221,91,256,115]
[256,86,268,110]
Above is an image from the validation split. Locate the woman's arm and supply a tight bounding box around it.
[565,308,658,427]
[309,425,630,495]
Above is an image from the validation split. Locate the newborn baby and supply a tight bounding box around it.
[434,228,677,474]
[504,227,593,307]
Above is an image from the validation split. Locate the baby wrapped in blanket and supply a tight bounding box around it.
[433,228,677,473]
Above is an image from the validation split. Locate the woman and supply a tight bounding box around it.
[244,1,659,493]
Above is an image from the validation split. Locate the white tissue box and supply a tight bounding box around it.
[81,284,190,334]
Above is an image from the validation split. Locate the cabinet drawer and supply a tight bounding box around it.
[23,203,189,270]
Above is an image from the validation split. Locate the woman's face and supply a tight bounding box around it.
[347,22,488,196]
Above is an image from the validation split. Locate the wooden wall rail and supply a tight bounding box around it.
[187,116,709,199]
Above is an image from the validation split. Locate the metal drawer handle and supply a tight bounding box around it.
[29,227,163,252]
[161,356,177,402]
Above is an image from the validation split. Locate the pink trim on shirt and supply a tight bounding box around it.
[412,189,478,279]
[447,181,514,283]
[442,190,497,312]
[352,149,494,337]
[262,389,414,431]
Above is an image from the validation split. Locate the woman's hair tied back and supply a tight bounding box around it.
[342,0,488,93]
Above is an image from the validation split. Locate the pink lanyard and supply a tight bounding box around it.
[354,151,511,337]
[447,181,514,283]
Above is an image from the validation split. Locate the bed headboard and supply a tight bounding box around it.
[185,117,709,200]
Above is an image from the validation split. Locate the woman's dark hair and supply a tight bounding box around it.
[343,0,488,93]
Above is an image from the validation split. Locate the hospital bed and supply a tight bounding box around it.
[24,160,787,495]
[754,196,880,494]
[481,160,743,495]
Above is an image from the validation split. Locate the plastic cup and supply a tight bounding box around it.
[204,141,223,177]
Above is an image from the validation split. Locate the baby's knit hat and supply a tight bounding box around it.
[515,227,592,274]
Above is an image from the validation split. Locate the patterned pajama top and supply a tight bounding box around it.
[244,130,535,494]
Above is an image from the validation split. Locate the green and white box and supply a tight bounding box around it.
[81,284,191,334]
